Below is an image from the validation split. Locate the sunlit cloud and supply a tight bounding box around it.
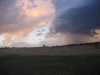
[0,0,55,47]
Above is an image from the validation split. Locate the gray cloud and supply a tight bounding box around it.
[42,29,45,31]
[0,0,17,12]
[50,0,100,37]
[0,0,25,26]
[28,0,38,9]
[37,30,41,32]
[28,0,34,3]
[42,0,48,1]
[0,0,38,26]
[0,0,27,40]
[36,33,43,36]
[9,41,33,47]
[27,4,38,9]
[39,40,56,46]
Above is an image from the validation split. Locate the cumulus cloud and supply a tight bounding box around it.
[0,0,54,43]
[50,0,100,36]
[27,0,38,9]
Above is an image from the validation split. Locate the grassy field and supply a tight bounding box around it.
[0,45,100,56]
[0,45,100,75]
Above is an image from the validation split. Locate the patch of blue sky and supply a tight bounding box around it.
[27,21,52,44]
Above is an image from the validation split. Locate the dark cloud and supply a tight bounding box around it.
[50,0,100,37]
[36,33,43,36]
[42,29,45,31]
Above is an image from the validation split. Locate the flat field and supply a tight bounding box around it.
[0,45,100,75]
[0,45,100,56]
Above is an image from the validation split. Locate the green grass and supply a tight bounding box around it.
[0,55,100,75]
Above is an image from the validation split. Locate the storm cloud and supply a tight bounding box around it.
[50,0,100,37]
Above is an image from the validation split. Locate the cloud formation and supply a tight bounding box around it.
[0,0,54,42]
[50,0,100,36]
[36,33,43,36]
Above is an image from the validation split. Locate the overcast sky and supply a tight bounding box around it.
[0,0,100,47]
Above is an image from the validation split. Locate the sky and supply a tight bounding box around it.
[0,0,100,47]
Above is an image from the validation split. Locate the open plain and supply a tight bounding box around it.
[0,44,100,75]
[0,45,100,56]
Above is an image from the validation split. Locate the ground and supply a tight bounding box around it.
[0,45,100,75]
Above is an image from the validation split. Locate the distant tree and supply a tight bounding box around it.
[95,42,98,47]
[5,47,7,49]
[43,44,45,47]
